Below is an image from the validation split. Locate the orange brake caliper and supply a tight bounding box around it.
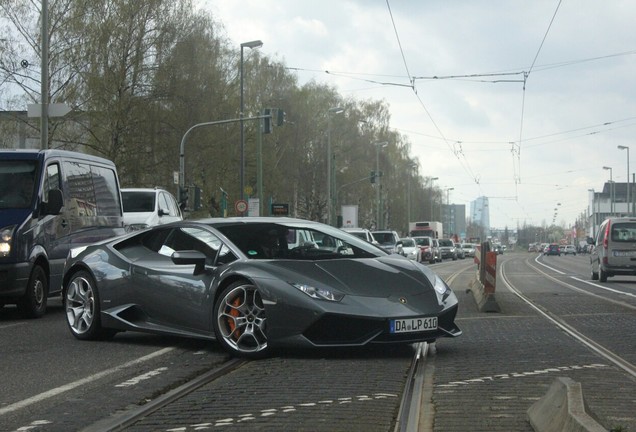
[227,297,242,338]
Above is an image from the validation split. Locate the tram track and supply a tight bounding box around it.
[81,358,247,432]
[499,259,636,379]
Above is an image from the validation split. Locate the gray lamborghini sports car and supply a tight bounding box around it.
[62,217,461,358]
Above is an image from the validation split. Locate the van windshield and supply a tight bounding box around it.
[0,161,37,209]
[122,191,156,213]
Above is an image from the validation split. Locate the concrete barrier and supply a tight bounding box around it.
[468,274,500,313]
[527,377,606,432]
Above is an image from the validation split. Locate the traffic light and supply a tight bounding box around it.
[276,108,285,126]
[263,108,272,134]
[370,171,376,183]
[188,186,202,211]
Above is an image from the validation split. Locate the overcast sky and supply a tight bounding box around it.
[197,0,636,229]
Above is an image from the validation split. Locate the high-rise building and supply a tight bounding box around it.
[470,196,490,232]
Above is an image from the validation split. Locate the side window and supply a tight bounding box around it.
[158,192,170,214]
[167,193,180,217]
[159,227,236,265]
[43,163,61,201]
[91,165,121,217]
[64,161,97,216]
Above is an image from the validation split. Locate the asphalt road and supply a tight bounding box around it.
[1,252,634,431]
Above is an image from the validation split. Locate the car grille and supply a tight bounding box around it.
[302,304,460,346]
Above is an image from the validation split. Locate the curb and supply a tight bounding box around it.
[527,377,606,432]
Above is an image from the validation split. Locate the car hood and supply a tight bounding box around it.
[256,256,436,298]
[0,208,31,228]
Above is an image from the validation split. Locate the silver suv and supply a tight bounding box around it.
[590,217,636,282]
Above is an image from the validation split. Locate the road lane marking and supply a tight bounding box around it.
[0,347,174,416]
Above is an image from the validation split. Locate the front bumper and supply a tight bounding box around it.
[0,261,31,297]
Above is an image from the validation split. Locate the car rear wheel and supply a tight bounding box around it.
[18,265,48,319]
[64,270,116,340]
[214,281,269,359]
[599,267,608,283]
[590,267,599,280]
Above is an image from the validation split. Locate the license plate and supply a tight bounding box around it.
[390,317,438,333]
[613,250,636,257]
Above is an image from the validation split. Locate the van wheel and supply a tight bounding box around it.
[590,268,599,280]
[599,267,608,282]
[18,265,48,319]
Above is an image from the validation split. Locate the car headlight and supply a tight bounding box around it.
[291,283,344,302]
[126,223,149,232]
[434,275,451,299]
[0,225,16,257]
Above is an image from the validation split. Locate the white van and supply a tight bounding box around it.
[590,217,636,282]
[121,188,182,231]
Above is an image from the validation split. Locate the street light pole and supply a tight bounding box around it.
[327,107,344,225]
[407,163,418,224]
[375,141,388,229]
[239,40,263,204]
[618,145,630,216]
[603,166,613,215]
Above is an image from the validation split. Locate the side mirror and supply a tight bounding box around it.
[171,250,207,275]
[43,189,63,215]
[158,208,169,216]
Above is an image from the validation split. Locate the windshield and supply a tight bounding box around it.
[373,232,395,244]
[214,221,387,260]
[0,160,37,209]
[122,191,156,212]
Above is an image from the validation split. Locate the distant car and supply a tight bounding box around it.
[438,239,458,260]
[400,237,418,260]
[562,245,576,255]
[412,236,437,264]
[341,227,377,244]
[371,230,402,254]
[590,217,636,282]
[544,244,560,256]
[461,243,477,258]
[121,188,182,231]
[454,243,465,259]
[432,238,442,262]
[61,217,462,358]
[492,244,503,255]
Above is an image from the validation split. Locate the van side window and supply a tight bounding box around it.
[90,166,121,217]
[43,163,61,201]
[63,161,121,217]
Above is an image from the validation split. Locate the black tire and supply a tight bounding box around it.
[18,265,48,319]
[213,280,270,359]
[599,267,608,283]
[63,270,116,340]
[591,268,599,280]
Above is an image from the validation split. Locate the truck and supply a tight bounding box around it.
[408,221,443,239]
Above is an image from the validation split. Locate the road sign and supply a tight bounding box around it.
[235,199,248,214]
[27,103,72,118]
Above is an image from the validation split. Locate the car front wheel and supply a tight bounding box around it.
[64,270,116,340]
[214,281,269,359]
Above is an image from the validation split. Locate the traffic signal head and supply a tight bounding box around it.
[263,108,272,134]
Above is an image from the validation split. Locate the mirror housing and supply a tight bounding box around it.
[42,189,63,215]
[171,250,207,275]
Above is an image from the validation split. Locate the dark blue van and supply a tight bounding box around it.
[0,149,124,318]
